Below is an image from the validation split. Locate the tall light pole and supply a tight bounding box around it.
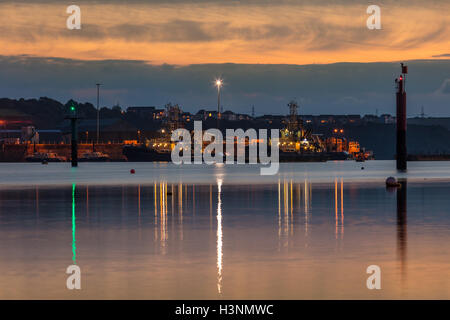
[96,83,102,144]
[215,79,223,129]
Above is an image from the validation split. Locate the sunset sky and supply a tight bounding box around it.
[0,0,449,115]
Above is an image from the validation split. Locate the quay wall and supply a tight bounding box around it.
[0,143,126,162]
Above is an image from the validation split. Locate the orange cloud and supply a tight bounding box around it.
[0,2,448,64]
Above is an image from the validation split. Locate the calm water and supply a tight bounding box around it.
[0,161,449,299]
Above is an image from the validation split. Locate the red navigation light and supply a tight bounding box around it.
[399,76,403,81]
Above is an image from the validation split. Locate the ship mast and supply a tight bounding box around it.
[287,100,301,133]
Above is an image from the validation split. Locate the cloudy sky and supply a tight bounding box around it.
[0,0,449,115]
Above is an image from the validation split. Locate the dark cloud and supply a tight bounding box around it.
[433,53,450,58]
[1,55,450,116]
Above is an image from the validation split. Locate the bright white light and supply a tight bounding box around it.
[215,79,223,88]
[216,178,223,294]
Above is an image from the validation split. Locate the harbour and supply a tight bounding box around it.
[1,0,449,307]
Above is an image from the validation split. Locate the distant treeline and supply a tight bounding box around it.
[0,97,123,129]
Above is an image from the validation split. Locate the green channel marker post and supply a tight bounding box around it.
[66,103,79,167]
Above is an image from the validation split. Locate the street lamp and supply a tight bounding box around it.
[215,78,223,129]
[96,83,102,144]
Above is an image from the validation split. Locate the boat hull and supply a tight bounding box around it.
[123,146,337,163]
[123,146,172,162]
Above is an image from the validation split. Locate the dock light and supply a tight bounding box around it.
[340,129,344,133]
[214,78,224,128]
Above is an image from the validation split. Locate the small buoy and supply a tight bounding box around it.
[130,169,135,174]
[41,160,48,165]
[361,167,364,170]
[386,176,400,187]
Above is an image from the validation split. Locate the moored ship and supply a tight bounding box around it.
[123,143,172,162]
[25,152,66,162]
[79,151,110,162]
[122,101,370,162]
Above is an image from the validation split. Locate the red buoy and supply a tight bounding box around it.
[130,169,135,174]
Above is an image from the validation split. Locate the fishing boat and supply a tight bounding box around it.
[79,151,110,162]
[25,152,66,162]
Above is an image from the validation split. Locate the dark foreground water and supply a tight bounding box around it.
[0,161,449,299]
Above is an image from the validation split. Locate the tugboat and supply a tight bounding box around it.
[326,151,352,161]
[123,143,172,162]
[277,101,328,162]
[25,152,66,162]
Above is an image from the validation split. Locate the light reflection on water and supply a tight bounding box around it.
[0,167,449,299]
[216,178,223,295]
[1,161,450,187]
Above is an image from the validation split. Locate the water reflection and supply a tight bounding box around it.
[86,185,89,218]
[153,181,169,253]
[216,178,223,294]
[1,178,449,299]
[396,179,408,281]
[35,186,39,217]
[334,178,344,240]
[72,183,76,265]
[277,179,312,249]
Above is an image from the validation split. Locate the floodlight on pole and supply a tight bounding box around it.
[215,78,223,129]
[96,83,102,144]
